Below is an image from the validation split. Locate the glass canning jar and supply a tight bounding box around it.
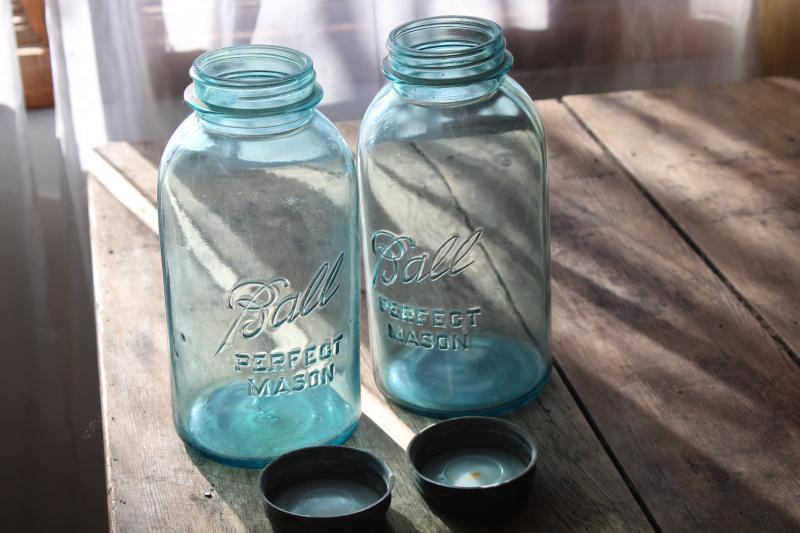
[358,16,551,417]
[158,45,360,467]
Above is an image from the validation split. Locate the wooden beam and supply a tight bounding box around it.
[760,0,800,78]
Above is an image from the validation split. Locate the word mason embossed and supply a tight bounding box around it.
[215,252,344,356]
[370,228,483,287]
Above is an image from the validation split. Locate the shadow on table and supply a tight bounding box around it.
[362,373,646,532]
[187,446,272,530]
[545,94,800,530]
[187,414,445,532]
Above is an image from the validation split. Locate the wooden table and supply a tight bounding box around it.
[89,78,800,532]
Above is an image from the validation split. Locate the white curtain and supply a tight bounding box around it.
[0,1,44,311]
[1,0,108,528]
[1,0,41,392]
[1,0,45,381]
[1,0,94,530]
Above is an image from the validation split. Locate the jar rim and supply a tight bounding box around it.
[383,16,512,86]
[191,45,314,89]
[387,16,502,59]
[187,45,323,117]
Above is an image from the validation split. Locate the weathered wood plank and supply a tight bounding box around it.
[96,142,162,204]
[90,113,652,531]
[767,75,800,96]
[548,92,800,531]
[337,119,360,154]
[565,78,800,361]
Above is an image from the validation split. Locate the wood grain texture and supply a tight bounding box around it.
[90,111,652,531]
[96,143,162,203]
[768,75,800,95]
[565,78,800,360]
[760,0,800,78]
[14,0,54,108]
[554,89,800,530]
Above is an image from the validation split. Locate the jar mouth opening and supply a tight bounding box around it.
[191,45,313,88]
[384,16,512,86]
[187,45,322,117]
[387,16,502,59]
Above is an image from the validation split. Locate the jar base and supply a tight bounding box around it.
[176,381,360,469]
[376,336,551,418]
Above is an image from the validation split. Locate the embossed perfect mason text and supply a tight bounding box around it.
[370,230,483,351]
[238,333,344,398]
[215,253,346,397]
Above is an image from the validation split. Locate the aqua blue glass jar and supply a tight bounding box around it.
[358,17,551,417]
[158,46,360,467]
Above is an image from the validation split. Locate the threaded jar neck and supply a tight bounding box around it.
[383,16,513,87]
[185,45,323,121]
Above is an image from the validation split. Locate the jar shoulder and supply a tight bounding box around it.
[358,77,545,148]
[159,112,355,184]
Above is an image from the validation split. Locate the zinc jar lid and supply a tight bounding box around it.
[258,445,395,533]
[406,416,538,514]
